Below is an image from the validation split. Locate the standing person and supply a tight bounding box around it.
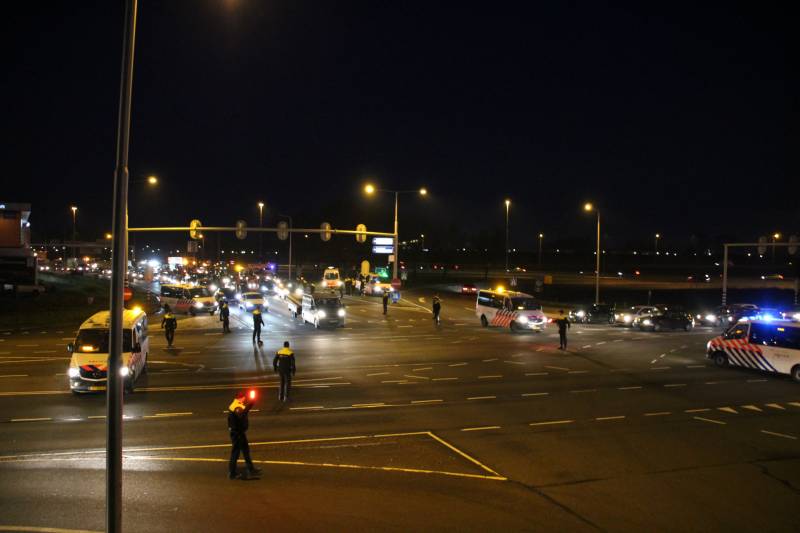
[432,294,441,325]
[273,341,296,402]
[227,392,262,480]
[220,301,231,333]
[252,307,264,345]
[161,304,177,347]
[556,310,570,350]
[382,290,389,315]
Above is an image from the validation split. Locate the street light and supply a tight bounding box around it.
[364,183,428,281]
[146,175,158,185]
[504,199,511,272]
[277,214,293,281]
[538,233,544,267]
[70,206,78,259]
[655,233,661,259]
[257,202,265,261]
[584,202,601,305]
[772,232,781,262]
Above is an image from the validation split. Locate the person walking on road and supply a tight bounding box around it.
[160,304,177,347]
[220,301,231,333]
[273,341,296,402]
[432,294,442,325]
[382,290,389,315]
[556,310,570,350]
[252,307,264,345]
[227,392,262,480]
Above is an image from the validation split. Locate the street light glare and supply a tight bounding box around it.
[583,202,593,212]
[655,233,660,238]
[364,184,375,194]
[505,199,511,207]
[71,206,77,213]
[773,232,781,239]
[105,233,112,240]
[258,202,264,209]
[147,175,158,185]
[419,187,427,196]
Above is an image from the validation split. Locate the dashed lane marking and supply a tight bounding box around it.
[411,399,443,404]
[412,367,432,372]
[694,416,726,425]
[0,374,28,378]
[651,366,670,370]
[644,412,672,417]
[522,392,549,397]
[478,375,502,379]
[618,386,642,391]
[765,403,785,410]
[525,372,549,376]
[717,407,738,414]
[685,408,711,413]
[482,358,498,362]
[461,426,501,432]
[367,372,390,376]
[581,345,592,349]
[11,417,52,423]
[432,377,458,381]
[741,405,762,412]
[403,374,430,380]
[530,419,574,427]
[568,370,589,374]
[664,383,687,388]
[449,363,468,367]
[289,406,325,411]
[687,365,706,368]
[544,366,569,371]
[595,416,625,421]
[788,402,800,408]
[760,430,797,440]
[467,396,496,400]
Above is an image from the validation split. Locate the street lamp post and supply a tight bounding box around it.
[129,175,158,264]
[504,199,511,272]
[655,233,660,262]
[70,206,77,259]
[584,203,601,305]
[364,184,427,282]
[538,233,543,267]
[257,202,264,261]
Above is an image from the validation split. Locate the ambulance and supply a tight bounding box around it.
[66,309,149,393]
[706,319,800,382]
[475,288,548,332]
[322,267,342,290]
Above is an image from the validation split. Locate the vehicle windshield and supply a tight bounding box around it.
[76,329,132,353]
[724,323,748,340]
[324,272,339,280]
[317,298,342,308]
[511,298,541,311]
[592,305,613,312]
[245,293,262,300]
[188,288,210,298]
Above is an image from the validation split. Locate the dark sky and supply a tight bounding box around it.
[1,1,795,253]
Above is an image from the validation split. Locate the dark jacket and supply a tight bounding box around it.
[556,317,570,333]
[161,313,177,330]
[273,347,296,374]
[227,401,252,435]
[220,305,230,319]
[253,312,264,329]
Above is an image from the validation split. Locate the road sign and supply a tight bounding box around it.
[789,235,798,255]
[277,221,289,241]
[391,278,402,290]
[356,224,367,243]
[372,245,394,254]
[372,237,393,246]
[189,219,202,240]
[235,220,247,240]
[320,222,331,242]
[757,236,767,256]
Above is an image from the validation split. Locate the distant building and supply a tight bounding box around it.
[0,202,37,289]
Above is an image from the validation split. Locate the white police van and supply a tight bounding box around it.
[67,309,149,394]
[706,319,800,382]
[159,284,218,316]
[475,288,548,332]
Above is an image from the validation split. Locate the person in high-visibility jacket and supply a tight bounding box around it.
[160,304,177,347]
[227,392,261,480]
[252,307,264,344]
[273,341,296,402]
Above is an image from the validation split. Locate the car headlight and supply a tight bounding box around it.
[337,280,343,287]
[246,302,254,308]
[195,301,204,309]
[294,288,303,296]
[517,315,529,324]
[68,367,79,378]
[317,310,327,318]
[261,286,267,292]
[120,366,130,377]
[623,315,632,323]
[209,284,218,292]
[705,314,716,322]
[728,316,734,322]
[642,319,652,326]
[236,293,243,300]
[374,287,383,293]
[576,310,585,318]
[337,308,345,317]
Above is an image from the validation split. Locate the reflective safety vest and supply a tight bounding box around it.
[276,347,294,357]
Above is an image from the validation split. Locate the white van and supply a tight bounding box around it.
[476,289,548,332]
[322,267,342,290]
[301,292,346,328]
[706,319,800,382]
[67,309,149,393]
[160,284,218,315]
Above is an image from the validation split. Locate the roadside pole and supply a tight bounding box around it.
[108,1,137,531]
[722,244,728,307]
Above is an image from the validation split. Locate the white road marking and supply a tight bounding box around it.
[0,374,28,378]
[530,419,573,427]
[664,383,686,388]
[765,403,785,410]
[644,412,671,417]
[432,377,458,381]
[717,407,738,414]
[482,358,498,362]
[290,406,325,411]
[522,392,549,397]
[596,341,606,345]
[467,396,496,400]
[741,405,762,412]
[478,375,502,379]
[525,372,549,376]
[685,408,711,413]
[367,372,390,376]
[687,365,706,368]
[581,345,592,349]
[568,370,589,374]
[11,417,52,422]
[411,367,432,372]
[544,366,569,371]
[595,415,625,421]
[403,374,429,380]
[411,399,443,404]
[694,416,726,425]
[461,426,501,432]
[760,430,797,440]
[618,386,642,390]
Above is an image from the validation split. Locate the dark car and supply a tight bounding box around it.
[639,310,694,331]
[461,283,478,295]
[569,304,616,324]
[214,287,237,303]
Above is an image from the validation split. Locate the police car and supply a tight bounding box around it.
[475,288,548,332]
[159,284,218,316]
[67,309,149,393]
[706,319,800,382]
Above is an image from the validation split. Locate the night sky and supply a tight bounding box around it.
[1,1,794,254]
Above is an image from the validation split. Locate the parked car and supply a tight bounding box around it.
[570,304,616,324]
[638,310,694,331]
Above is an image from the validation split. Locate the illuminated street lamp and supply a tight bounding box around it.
[146,175,158,185]
[584,202,601,305]
[364,183,428,281]
[538,233,544,267]
[257,202,265,260]
[655,233,661,260]
[70,206,78,259]
[504,199,511,272]
[772,232,781,262]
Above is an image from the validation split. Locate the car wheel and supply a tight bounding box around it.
[713,352,727,367]
[510,321,518,333]
[209,311,215,315]
[791,365,800,383]
[480,315,488,327]
[653,323,661,332]
[189,309,196,317]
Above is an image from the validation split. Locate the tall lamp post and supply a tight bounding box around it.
[504,199,511,272]
[364,183,427,281]
[129,175,158,263]
[70,206,78,259]
[584,202,601,305]
[257,202,264,261]
[654,233,660,262]
[538,233,544,267]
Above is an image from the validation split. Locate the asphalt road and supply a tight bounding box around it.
[0,290,798,532]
